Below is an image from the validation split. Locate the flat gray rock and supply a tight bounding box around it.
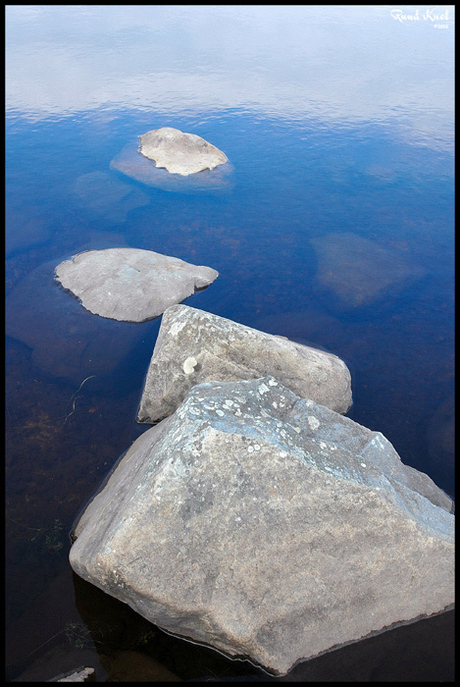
[137,304,352,422]
[139,127,228,176]
[55,249,218,323]
[70,376,454,676]
[310,232,425,308]
[110,141,234,194]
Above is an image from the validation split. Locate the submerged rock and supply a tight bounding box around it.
[6,204,54,257]
[139,127,228,176]
[72,171,150,224]
[55,249,218,323]
[310,232,425,308]
[6,258,141,383]
[137,304,352,423]
[70,376,454,676]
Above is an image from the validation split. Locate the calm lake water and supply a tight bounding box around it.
[5,5,454,682]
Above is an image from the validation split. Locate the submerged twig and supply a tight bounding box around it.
[62,375,97,424]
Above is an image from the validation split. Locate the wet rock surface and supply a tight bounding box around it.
[55,249,218,323]
[137,304,353,423]
[70,376,454,676]
[139,127,228,176]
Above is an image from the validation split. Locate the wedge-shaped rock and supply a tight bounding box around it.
[55,249,218,323]
[139,127,228,176]
[137,304,352,422]
[70,376,454,676]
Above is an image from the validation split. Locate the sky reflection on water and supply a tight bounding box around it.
[6,5,454,149]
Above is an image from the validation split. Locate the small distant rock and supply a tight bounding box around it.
[110,142,234,194]
[139,127,228,176]
[55,248,218,323]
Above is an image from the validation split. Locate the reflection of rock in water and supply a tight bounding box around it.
[310,232,425,308]
[73,171,150,223]
[5,259,142,384]
[110,141,235,194]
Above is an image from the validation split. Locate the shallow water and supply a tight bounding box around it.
[5,6,454,681]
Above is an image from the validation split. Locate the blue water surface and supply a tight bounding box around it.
[5,5,454,681]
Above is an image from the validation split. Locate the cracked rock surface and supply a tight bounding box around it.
[70,376,454,675]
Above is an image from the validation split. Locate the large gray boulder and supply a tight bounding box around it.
[137,304,352,422]
[69,376,454,676]
[139,127,228,176]
[55,249,218,323]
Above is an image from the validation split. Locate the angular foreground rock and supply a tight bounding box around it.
[137,304,352,422]
[139,127,228,175]
[70,376,454,676]
[55,249,218,322]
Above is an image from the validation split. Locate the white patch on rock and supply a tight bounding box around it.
[183,356,198,374]
[308,416,321,431]
[171,320,186,337]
